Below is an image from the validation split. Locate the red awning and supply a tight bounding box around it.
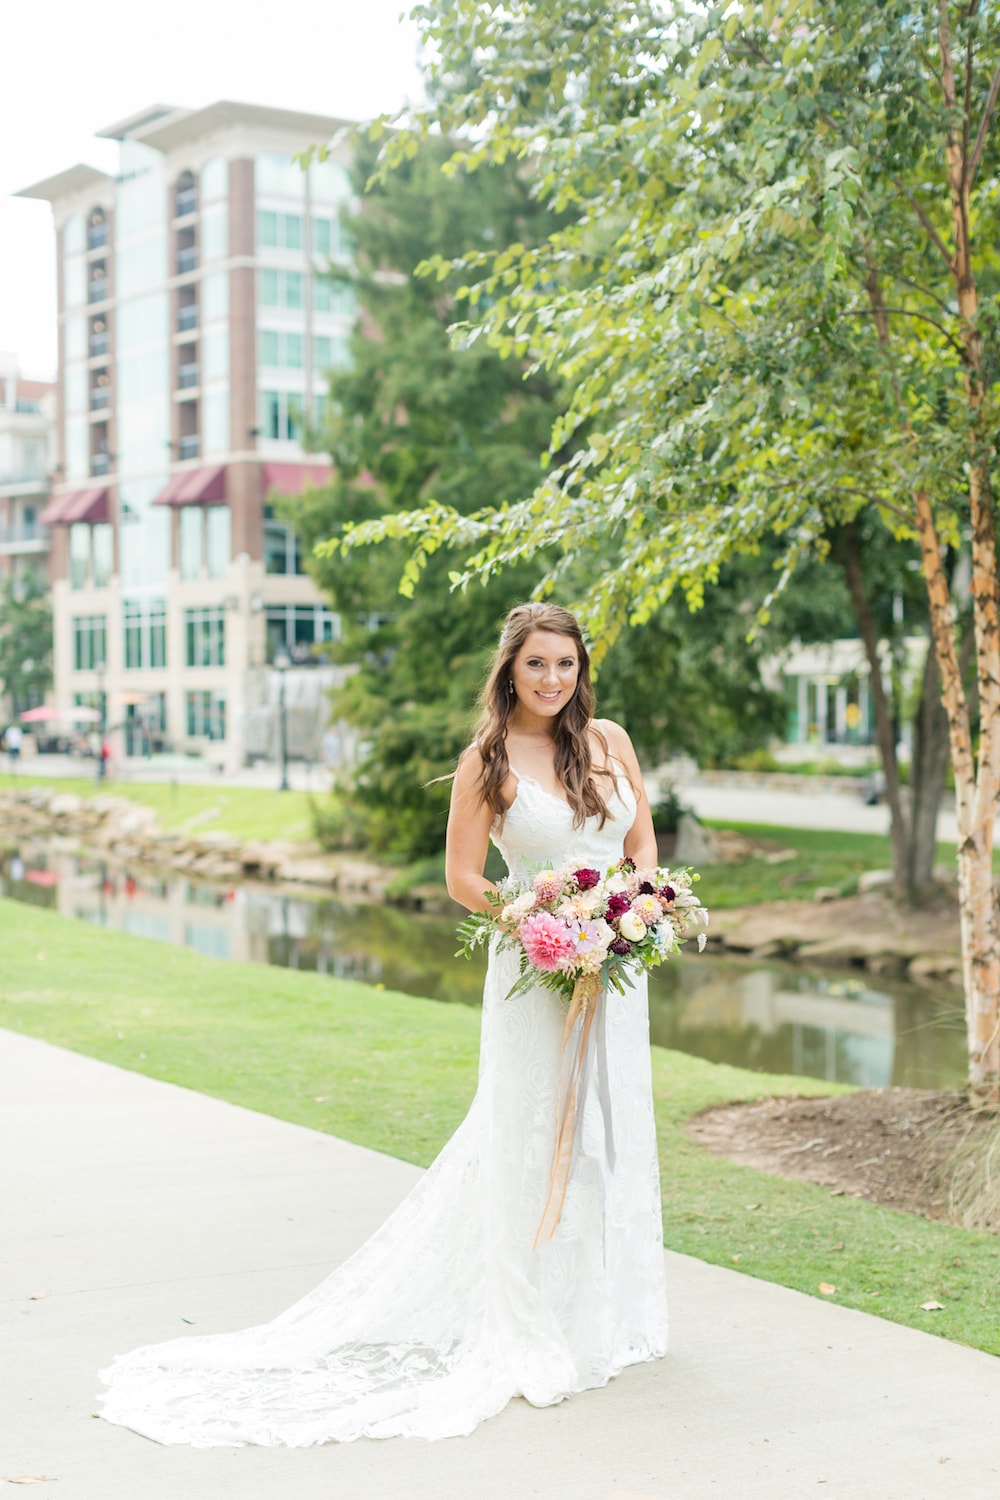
[153,465,227,507]
[39,487,109,525]
[61,487,110,524]
[261,461,331,496]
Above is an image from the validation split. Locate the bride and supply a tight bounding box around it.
[98,601,668,1447]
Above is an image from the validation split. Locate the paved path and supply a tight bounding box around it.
[2,1029,997,1500]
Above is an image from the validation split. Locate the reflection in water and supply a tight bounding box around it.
[0,840,967,1091]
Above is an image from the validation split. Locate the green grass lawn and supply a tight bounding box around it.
[2,774,317,845]
[2,896,995,1354]
[701,821,966,907]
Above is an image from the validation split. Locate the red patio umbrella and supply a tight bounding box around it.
[18,706,63,723]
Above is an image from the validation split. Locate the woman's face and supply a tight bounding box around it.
[510,629,580,721]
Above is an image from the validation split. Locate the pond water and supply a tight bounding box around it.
[0,838,968,1091]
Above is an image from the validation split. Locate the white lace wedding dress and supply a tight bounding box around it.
[98,771,668,1446]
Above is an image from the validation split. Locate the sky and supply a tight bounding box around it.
[0,0,425,380]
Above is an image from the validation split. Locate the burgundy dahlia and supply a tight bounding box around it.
[573,867,602,891]
[659,885,676,903]
[606,892,631,919]
[610,938,632,957]
[638,880,655,895]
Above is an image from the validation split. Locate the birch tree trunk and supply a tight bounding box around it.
[936,5,1000,1099]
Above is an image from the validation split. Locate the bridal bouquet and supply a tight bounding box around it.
[459,857,708,1247]
[457,856,709,1003]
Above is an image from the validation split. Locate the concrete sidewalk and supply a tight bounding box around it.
[2,1029,998,1500]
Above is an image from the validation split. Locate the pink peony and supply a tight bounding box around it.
[519,911,577,972]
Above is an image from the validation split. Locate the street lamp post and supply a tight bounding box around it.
[95,658,107,782]
[274,646,290,791]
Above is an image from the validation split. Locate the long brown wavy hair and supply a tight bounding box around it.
[473,602,614,828]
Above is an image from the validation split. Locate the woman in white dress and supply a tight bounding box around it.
[98,601,667,1447]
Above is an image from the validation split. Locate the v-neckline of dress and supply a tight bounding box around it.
[509,769,573,811]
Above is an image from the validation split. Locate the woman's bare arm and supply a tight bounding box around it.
[445,748,501,913]
[598,719,659,869]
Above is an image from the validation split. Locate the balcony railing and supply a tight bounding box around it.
[87,223,108,251]
[178,434,200,460]
[90,387,110,411]
[0,470,46,487]
[89,332,109,358]
[177,362,199,389]
[88,276,110,303]
[176,247,197,275]
[177,303,198,333]
[0,523,48,546]
[91,453,111,476]
[175,187,197,217]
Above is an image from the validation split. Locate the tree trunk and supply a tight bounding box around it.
[836,522,910,903]
[906,636,951,901]
[937,7,1000,1099]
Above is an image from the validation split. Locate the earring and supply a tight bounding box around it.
[507,680,514,696]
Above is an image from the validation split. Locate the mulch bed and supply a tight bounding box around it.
[687,1087,1000,1230]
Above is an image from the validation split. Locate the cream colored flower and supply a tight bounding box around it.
[557,890,604,920]
[618,910,647,943]
[501,890,537,924]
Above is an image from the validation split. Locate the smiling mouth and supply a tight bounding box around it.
[536,691,561,701]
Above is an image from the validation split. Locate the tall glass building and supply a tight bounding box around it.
[19,102,354,766]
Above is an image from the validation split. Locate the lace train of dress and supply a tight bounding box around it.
[98,773,668,1446]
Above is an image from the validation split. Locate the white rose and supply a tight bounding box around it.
[500,888,539,924]
[618,910,647,943]
[591,919,615,952]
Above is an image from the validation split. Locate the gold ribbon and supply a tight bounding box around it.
[534,971,606,1248]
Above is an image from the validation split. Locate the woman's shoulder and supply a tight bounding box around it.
[591,718,632,752]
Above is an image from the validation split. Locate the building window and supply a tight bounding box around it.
[259,390,304,442]
[69,523,90,589]
[258,268,303,309]
[150,600,166,667]
[124,600,142,668]
[123,598,167,669]
[186,690,226,740]
[313,334,350,372]
[92,524,113,588]
[256,153,306,199]
[201,157,228,203]
[179,506,203,580]
[73,615,107,671]
[259,330,304,368]
[179,507,230,580]
[258,210,302,250]
[265,604,339,662]
[312,277,355,317]
[124,691,168,756]
[201,270,229,323]
[206,506,231,578]
[202,204,228,262]
[264,510,304,575]
[185,606,226,667]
